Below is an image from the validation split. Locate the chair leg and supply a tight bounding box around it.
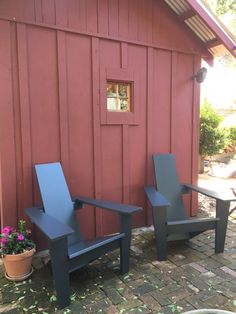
[120,214,132,274]
[152,206,168,261]
[49,238,70,309]
[215,200,230,253]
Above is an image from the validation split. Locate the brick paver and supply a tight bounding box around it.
[1,198,236,313]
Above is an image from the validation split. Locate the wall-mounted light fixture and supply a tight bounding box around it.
[192,67,207,83]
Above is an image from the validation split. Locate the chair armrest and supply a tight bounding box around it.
[73,196,142,215]
[184,184,236,202]
[180,184,190,194]
[144,186,170,208]
[25,207,74,241]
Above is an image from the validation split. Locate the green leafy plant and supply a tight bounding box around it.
[228,126,236,147]
[0,220,35,256]
[199,100,226,158]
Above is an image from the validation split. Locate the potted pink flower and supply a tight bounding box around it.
[0,220,35,281]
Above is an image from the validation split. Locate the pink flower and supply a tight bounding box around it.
[1,226,14,235]
[17,234,24,241]
[0,237,8,244]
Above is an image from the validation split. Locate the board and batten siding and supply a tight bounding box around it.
[0,0,202,238]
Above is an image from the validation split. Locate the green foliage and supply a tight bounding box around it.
[199,100,226,157]
[228,126,236,146]
[204,0,236,15]
[215,0,236,15]
[203,0,236,67]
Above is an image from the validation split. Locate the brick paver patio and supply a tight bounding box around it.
[1,195,236,313]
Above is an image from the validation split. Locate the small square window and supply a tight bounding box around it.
[107,81,131,112]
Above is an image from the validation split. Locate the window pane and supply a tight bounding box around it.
[107,81,131,112]
[107,97,117,111]
[119,84,128,98]
[107,83,116,95]
[119,98,128,110]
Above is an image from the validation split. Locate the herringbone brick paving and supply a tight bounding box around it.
[1,197,236,313]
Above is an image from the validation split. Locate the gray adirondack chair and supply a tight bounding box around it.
[145,154,235,261]
[25,162,142,309]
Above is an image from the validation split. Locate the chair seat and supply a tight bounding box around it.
[68,233,125,259]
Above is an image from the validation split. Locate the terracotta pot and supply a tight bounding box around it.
[2,248,36,281]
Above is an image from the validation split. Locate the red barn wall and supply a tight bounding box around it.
[0,0,203,237]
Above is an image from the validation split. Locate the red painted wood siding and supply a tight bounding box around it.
[0,0,201,236]
[0,0,209,56]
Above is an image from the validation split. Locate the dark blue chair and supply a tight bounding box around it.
[25,162,141,308]
[145,154,235,261]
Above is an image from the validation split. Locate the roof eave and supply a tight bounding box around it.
[186,0,236,59]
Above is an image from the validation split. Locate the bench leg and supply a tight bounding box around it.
[152,206,168,261]
[49,238,70,309]
[215,200,230,253]
[120,214,132,274]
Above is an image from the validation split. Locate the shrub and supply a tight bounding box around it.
[199,100,226,157]
[228,126,236,147]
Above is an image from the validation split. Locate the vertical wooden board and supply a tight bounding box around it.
[0,0,35,21]
[137,0,153,44]
[99,39,121,234]
[57,31,69,177]
[192,56,201,182]
[148,49,171,225]
[67,0,87,32]
[153,0,172,47]
[55,0,68,26]
[27,27,60,164]
[101,125,122,235]
[122,125,130,203]
[100,39,120,69]
[0,20,17,226]
[191,55,201,216]
[171,53,194,214]
[118,0,129,38]
[67,0,80,30]
[128,0,138,40]
[152,0,160,44]
[66,34,94,190]
[78,0,87,32]
[146,47,154,225]
[121,44,129,204]
[127,44,147,227]
[108,0,119,37]
[147,0,153,43]
[98,0,109,35]
[34,0,43,23]
[86,0,98,33]
[138,0,149,42]
[17,24,34,213]
[152,49,172,154]
[41,0,56,24]
[10,24,24,223]
[66,34,95,239]
[22,0,37,20]
[92,37,102,236]
[121,42,128,69]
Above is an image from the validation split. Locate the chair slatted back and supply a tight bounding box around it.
[153,154,187,221]
[35,162,83,245]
